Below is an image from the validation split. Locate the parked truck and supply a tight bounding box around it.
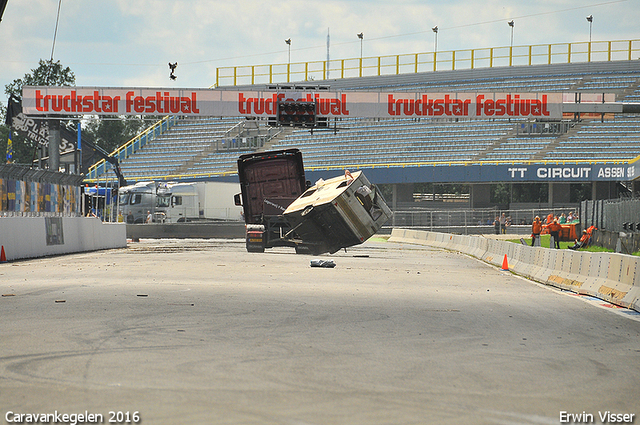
[234,148,393,254]
[118,180,242,223]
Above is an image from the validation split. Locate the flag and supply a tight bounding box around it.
[6,130,13,163]
[5,94,22,127]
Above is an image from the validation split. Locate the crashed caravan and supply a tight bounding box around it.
[284,170,393,254]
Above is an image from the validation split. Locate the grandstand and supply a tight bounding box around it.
[88,47,640,209]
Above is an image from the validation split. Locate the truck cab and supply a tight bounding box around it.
[118,181,159,223]
[235,149,307,252]
[156,182,199,223]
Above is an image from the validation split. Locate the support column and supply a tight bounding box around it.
[548,182,570,206]
[470,184,491,209]
[592,181,618,200]
[48,120,60,172]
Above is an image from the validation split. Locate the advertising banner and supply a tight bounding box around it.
[304,163,637,185]
[22,86,564,119]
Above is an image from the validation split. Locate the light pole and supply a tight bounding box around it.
[432,26,438,53]
[432,26,438,71]
[285,38,291,82]
[508,20,514,66]
[357,32,363,77]
[586,15,593,62]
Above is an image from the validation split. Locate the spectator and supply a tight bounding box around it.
[493,216,500,235]
[500,213,507,234]
[567,211,574,222]
[126,211,134,224]
[558,213,567,224]
[146,211,153,224]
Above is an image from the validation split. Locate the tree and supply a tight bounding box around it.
[2,59,148,164]
[4,59,75,102]
[2,59,76,164]
[82,116,147,153]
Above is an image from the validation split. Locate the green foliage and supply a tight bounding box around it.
[82,116,147,153]
[2,59,147,163]
[2,59,76,164]
[490,183,510,205]
[507,235,640,255]
[4,59,75,101]
[0,126,36,165]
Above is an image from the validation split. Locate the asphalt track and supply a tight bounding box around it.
[1,238,639,425]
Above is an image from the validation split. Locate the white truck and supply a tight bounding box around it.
[118,181,243,223]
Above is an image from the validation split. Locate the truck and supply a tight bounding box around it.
[234,148,393,255]
[118,180,242,223]
[235,149,308,253]
[283,169,393,254]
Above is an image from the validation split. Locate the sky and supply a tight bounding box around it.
[1,0,639,107]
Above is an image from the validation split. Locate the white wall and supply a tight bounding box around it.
[0,217,126,261]
[389,228,640,313]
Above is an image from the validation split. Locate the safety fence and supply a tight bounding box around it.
[0,164,84,217]
[582,197,640,232]
[391,207,580,234]
[389,228,640,313]
[215,39,640,87]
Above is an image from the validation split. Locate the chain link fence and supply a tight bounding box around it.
[391,206,579,235]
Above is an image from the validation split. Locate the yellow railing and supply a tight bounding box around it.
[86,158,633,185]
[215,39,640,87]
[86,115,175,181]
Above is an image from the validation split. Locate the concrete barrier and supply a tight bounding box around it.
[389,228,640,313]
[0,216,126,261]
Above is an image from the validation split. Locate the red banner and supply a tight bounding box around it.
[22,86,565,119]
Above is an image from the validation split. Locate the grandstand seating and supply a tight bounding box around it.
[106,60,640,182]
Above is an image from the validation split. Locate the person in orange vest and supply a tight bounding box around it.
[545,212,555,225]
[548,218,562,249]
[531,216,542,246]
[568,230,590,250]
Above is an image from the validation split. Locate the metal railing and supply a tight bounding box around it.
[215,39,640,87]
[391,207,580,235]
[86,115,177,181]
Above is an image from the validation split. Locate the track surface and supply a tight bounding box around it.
[1,238,639,425]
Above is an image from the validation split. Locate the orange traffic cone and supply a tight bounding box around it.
[0,246,7,263]
[501,254,509,271]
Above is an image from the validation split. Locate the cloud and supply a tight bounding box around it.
[1,0,638,103]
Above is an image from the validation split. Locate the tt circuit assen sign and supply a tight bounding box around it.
[22,87,563,119]
[505,164,636,181]
[327,163,638,185]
